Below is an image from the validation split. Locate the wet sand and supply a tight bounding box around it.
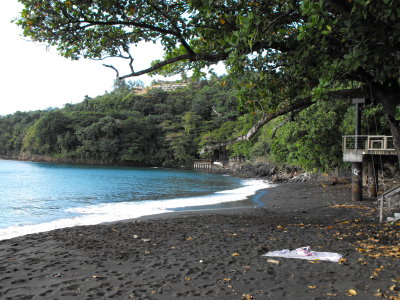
[0,182,399,299]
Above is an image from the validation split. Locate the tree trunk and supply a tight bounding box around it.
[373,84,400,164]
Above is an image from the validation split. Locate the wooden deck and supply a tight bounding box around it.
[342,135,396,162]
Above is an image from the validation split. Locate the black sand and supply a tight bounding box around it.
[0,182,399,299]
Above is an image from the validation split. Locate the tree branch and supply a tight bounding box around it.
[117,52,228,79]
[79,19,179,36]
[203,97,313,152]
[148,2,195,56]
[108,38,293,79]
[103,64,120,78]
[202,87,364,152]
[271,108,302,138]
[211,106,221,116]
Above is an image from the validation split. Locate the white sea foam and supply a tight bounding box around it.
[0,179,271,241]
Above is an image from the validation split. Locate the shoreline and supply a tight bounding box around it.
[0,156,307,182]
[1,181,399,299]
[0,169,271,241]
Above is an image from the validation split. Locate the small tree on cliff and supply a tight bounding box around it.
[16,0,400,163]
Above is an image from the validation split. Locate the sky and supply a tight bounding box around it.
[1,1,209,116]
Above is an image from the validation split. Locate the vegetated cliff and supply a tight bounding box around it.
[1,78,396,173]
[0,79,244,168]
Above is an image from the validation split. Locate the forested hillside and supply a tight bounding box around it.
[0,79,238,167]
[0,78,392,170]
[11,1,400,170]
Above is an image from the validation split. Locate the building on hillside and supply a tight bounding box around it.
[150,80,189,91]
[131,80,190,95]
[132,86,148,95]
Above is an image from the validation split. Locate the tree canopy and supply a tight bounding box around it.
[0,79,243,167]
[16,0,400,162]
[0,77,394,171]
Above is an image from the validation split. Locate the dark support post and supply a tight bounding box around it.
[352,99,364,201]
[352,162,363,201]
[367,158,378,198]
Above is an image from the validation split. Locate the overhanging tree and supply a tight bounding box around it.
[16,0,400,163]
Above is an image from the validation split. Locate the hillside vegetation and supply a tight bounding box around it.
[0,78,392,171]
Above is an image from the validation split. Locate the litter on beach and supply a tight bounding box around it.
[262,246,343,262]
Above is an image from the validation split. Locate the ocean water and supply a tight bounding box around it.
[0,160,272,240]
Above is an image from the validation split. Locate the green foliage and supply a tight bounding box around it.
[198,121,237,149]
[362,104,391,135]
[0,111,41,156]
[299,0,400,86]
[14,0,400,165]
[269,100,349,171]
[0,77,393,170]
[269,100,354,171]
[249,121,279,158]
[268,100,392,172]
[22,111,72,154]
[198,113,258,159]
[0,78,244,166]
[74,115,121,162]
[161,112,202,166]
[227,114,257,158]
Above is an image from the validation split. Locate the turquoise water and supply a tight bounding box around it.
[0,160,271,240]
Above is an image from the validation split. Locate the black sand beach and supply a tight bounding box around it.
[0,182,399,299]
